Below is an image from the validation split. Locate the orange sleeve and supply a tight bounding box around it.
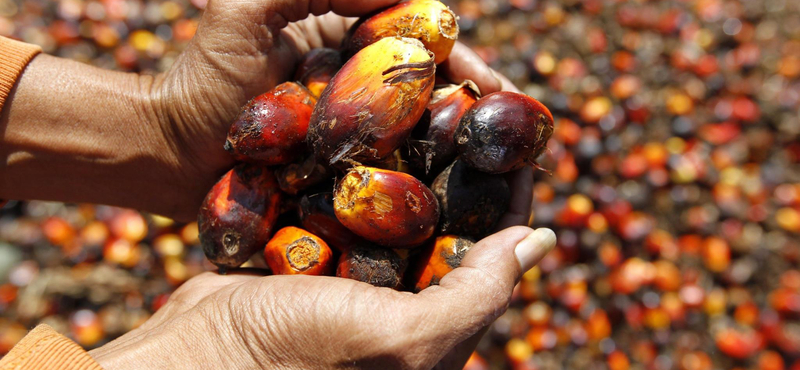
[0,36,41,207]
[0,324,104,370]
[0,36,41,113]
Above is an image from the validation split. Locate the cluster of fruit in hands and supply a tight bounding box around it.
[198,0,555,291]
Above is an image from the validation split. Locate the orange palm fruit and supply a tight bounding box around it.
[336,244,408,289]
[407,81,480,176]
[333,166,439,248]
[455,92,555,174]
[307,37,436,167]
[225,82,316,165]
[344,0,459,64]
[198,165,281,270]
[407,235,474,292]
[299,192,363,253]
[263,227,334,275]
[294,48,343,98]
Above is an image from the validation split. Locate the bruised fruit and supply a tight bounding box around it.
[337,245,408,288]
[345,0,459,64]
[432,160,510,239]
[455,92,554,174]
[408,235,474,292]
[198,165,281,270]
[264,227,334,275]
[294,48,343,98]
[225,82,317,165]
[307,37,436,167]
[275,155,332,195]
[407,81,480,176]
[299,193,363,252]
[334,167,439,248]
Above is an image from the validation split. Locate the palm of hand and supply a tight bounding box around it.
[92,223,549,370]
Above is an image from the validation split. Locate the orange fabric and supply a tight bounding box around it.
[0,36,40,207]
[0,36,41,113]
[0,324,104,370]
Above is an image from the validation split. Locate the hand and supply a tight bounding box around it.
[0,0,519,221]
[89,159,550,370]
[145,0,519,221]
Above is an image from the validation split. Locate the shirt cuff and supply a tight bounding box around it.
[0,324,104,370]
[0,36,41,113]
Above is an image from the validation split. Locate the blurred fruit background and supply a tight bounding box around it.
[1,0,800,368]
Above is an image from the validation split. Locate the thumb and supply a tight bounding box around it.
[417,227,556,338]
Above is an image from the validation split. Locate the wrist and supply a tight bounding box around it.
[88,311,257,370]
[0,54,190,219]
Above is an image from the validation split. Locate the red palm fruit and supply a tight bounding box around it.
[274,154,332,195]
[307,37,436,167]
[344,0,459,64]
[225,82,316,165]
[455,92,554,174]
[333,166,439,248]
[263,227,334,275]
[299,193,363,252]
[198,165,281,270]
[407,235,474,292]
[431,160,510,239]
[407,81,480,176]
[294,48,343,98]
[336,244,408,289]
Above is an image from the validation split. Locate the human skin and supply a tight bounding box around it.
[0,0,552,368]
[0,0,514,223]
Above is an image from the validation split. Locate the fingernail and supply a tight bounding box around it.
[514,228,557,273]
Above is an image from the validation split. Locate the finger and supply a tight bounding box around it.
[440,42,503,95]
[417,227,556,340]
[494,166,534,231]
[310,14,359,49]
[259,0,401,29]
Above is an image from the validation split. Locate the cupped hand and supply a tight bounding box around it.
[90,161,550,370]
[145,0,516,221]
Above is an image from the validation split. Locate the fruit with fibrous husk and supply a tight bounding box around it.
[407,235,474,292]
[294,48,343,98]
[225,82,316,165]
[337,244,408,289]
[454,91,554,174]
[198,165,281,270]
[432,160,510,239]
[299,192,363,253]
[407,81,480,176]
[344,0,459,64]
[264,226,334,275]
[333,166,439,248]
[307,37,436,168]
